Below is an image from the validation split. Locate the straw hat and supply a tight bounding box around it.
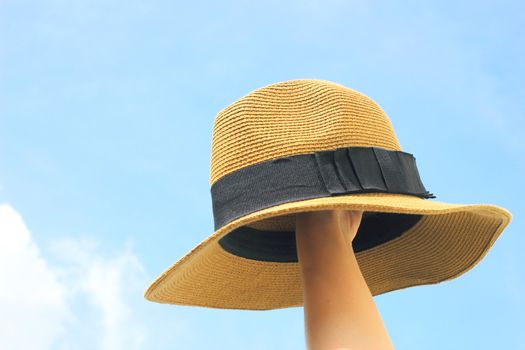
[144,79,512,310]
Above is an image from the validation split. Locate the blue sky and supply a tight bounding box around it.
[0,0,524,349]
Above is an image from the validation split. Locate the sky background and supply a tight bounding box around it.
[1,0,524,349]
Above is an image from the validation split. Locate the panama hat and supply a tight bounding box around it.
[144,78,512,310]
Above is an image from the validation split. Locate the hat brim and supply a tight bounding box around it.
[144,193,512,310]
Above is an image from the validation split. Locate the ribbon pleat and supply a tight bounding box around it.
[334,147,362,192]
[314,150,347,195]
[349,147,388,192]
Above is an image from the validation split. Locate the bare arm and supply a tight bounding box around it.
[295,209,394,350]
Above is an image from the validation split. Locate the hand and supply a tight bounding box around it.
[296,209,363,242]
[296,209,364,249]
[337,209,364,246]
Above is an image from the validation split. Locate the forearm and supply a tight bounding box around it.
[296,211,394,350]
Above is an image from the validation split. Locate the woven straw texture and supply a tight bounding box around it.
[210,79,400,187]
[144,79,512,310]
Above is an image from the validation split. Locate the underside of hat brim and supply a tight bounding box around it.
[144,192,512,310]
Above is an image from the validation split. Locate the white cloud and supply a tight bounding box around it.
[50,238,147,350]
[0,203,147,350]
[0,204,70,350]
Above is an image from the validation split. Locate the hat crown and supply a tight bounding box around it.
[210,79,402,187]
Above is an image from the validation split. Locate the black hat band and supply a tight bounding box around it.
[211,146,435,232]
